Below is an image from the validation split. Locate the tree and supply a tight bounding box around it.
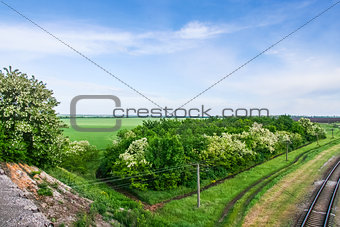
[298,118,326,142]
[0,66,67,166]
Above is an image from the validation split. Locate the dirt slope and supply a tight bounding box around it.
[0,162,111,227]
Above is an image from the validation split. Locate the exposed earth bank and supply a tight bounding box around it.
[0,163,110,227]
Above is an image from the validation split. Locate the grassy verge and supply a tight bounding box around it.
[155,136,340,227]
[129,176,220,205]
[46,167,169,226]
[242,143,340,226]
[220,138,340,226]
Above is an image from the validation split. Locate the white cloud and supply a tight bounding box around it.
[0,21,240,56]
[176,21,229,39]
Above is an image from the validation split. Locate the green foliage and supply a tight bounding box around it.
[29,170,41,178]
[0,123,11,161]
[60,140,99,175]
[0,66,68,167]
[298,118,326,141]
[99,116,321,191]
[147,133,186,190]
[201,133,252,171]
[74,212,94,227]
[37,182,53,196]
[46,167,169,226]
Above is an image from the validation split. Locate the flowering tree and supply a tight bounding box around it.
[0,66,67,166]
[118,137,149,168]
[111,137,151,190]
[298,118,326,141]
[201,133,252,170]
[236,122,278,156]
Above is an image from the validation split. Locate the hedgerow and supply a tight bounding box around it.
[98,116,326,190]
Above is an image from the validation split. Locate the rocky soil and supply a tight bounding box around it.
[0,162,111,227]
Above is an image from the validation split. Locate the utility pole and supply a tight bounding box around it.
[197,163,200,208]
[286,141,289,161]
[316,133,319,146]
[332,128,334,138]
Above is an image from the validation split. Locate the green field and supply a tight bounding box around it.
[61,118,149,149]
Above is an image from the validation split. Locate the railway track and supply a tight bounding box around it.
[298,160,340,227]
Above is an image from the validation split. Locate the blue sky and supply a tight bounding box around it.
[0,0,340,115]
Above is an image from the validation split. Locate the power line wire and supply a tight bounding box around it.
[68,163,196,187]
[0,1,162,109]
[173,0,340,111]
[67,162,195,186]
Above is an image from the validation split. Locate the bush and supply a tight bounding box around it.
[200,133,253,173]
[0,123,10,161]
[298,118,326,141]
[60,140,98,174]
[0,66,68,167]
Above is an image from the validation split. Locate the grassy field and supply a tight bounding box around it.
[61,118,148,149]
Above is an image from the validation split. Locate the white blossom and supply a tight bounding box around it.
[118,137,149,168]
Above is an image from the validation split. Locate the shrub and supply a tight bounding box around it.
[0,66,68,167]
[0,123,10,161]
[200,133,252,173]
[298,118,326,141]
[60,140,98,174]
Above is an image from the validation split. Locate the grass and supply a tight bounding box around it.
[131,185,196,205]
[37,182,53,196]
[242,143,340,226]
[74,212,95,227]
[61,118,149,149]
[221,138,340,226]
[155,135,340,227]
[46,167,169,226]
[129,170,219,204]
